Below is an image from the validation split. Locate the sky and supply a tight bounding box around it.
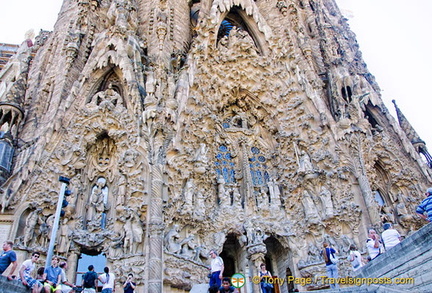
[0,0,431,149]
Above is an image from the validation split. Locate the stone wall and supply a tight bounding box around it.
[0,276,29,293]
[1,0,432,292]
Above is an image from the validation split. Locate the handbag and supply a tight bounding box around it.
[329,252,339,264]
[263,282,274,289]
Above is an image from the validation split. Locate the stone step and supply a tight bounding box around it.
[190,284,209,293]
[350,223,432,292]
[376,250,432,279]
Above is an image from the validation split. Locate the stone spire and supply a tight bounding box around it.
[393,99,432,167]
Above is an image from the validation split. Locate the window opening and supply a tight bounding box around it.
[373,190,385,206]
[217,7,249,42]
[215,145,236,184]
[76,252,106,284]
[249,147,269,186]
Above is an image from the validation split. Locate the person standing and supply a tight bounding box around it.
[381,223,402,250]
[259,263,273,293]
[123,273,136,293]
[347,244,363,271]
[209,249,224,288]
[99,267,115,293]
[19,251,43,293]
[0,240,18,280]
[81,265,98,293]
[416,187,432,222]
[43,255,62,293]
[366,229,384,260]
[321,242,339,289]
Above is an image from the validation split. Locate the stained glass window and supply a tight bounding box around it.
[215,145,236,184]
[249,147,269,186]
[0,139,14,172]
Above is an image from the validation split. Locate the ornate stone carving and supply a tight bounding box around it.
[0,1,431,292]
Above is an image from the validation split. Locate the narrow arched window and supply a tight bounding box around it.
[215,145,236,184]
[249,147,269,186]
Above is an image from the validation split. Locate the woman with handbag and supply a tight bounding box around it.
[321,242,339,289]
[259,263,273,293]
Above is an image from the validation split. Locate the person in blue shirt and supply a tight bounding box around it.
[43,256,62,293]
[321,242,339,289]
[218,277,239,293]
[0,240,17,280]
[416,187,432,222]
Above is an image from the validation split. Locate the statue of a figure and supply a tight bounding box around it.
[57,218,71,253]
[396,194,414,229]
[194,189,206,219]
[23,209,41,246]
[38,215,54,247]
[116,175,127,208]
[108,0,138,34]
[131,211,143,252]
[184,179,194,205]
[123,209,142,254]
[233,187,242,209]
[381,205,395,223]
[164,225,181,254]
[320,186,334,218]
[194,143,208,173]
[255,188,269,209]
[302,190,320,224]
[180,235,197,259]
[268,179,281,208]
[306,243,321,264]
[88,177,108,228]
[298,150,313,173]
[104,83,122,108]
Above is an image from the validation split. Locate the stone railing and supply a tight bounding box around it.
[0,275,29,293]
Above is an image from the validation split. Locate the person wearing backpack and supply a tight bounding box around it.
[81,265,98,293]
[321,242,339,289]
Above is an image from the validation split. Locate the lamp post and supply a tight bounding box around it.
[45,176,70,268]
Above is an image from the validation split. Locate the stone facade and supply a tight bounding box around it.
[0,0,431,292]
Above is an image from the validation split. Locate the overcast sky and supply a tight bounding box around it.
[1,0,431,150]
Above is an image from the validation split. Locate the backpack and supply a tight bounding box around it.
[83,271,96,288]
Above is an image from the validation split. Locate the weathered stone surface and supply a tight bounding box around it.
[0,0,431,292]
[0,276,29,293]
[356,223,432,293]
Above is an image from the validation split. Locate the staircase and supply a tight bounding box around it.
[353,222,432,293]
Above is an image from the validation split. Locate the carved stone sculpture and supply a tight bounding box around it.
[1,0,431,292]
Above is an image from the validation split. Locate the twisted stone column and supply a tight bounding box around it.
[147,164,165,292]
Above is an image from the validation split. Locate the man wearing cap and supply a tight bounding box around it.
[416,187,432,222]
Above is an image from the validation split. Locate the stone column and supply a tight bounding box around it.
[66,251,79,283]
[147,164,164,293]
[247,243,267,293]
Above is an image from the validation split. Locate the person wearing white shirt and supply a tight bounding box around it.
[347,244,364,271]
[99,267,115,293]
[366,229,384,260]
[209,250,224,288]
[381,223,401,250]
